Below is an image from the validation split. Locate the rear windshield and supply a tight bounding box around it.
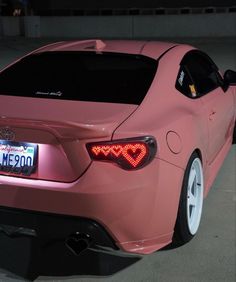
[0,51,157,105]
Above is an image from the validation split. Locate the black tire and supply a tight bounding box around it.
[233,123,236,144]
[173,152,204,246]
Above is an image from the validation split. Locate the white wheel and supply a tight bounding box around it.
[174,152,204,245]
[186,158,203,235]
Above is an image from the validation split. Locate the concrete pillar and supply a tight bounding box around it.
[24,16,40,37]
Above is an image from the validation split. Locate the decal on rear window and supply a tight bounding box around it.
[189,84,197,97]
[178,70,185,86]
[35,91,63,97]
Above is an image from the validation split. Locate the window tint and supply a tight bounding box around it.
[181,51,221,96]
[175,66,197,98]
[0,52,157,105]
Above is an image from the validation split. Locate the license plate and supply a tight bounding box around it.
[0,141,38,176]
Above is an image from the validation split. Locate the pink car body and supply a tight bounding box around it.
[0,40,235,255]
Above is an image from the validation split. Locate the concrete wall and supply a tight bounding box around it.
[133,14,236,38]
[1,17,20,36]
[40,16,133,38]
[0,13,236,38]
[24,16,41,37]
[40,13,236,38]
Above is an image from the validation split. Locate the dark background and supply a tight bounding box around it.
[1,0,236,16]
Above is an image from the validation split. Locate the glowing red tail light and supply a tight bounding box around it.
[87,136,157,170]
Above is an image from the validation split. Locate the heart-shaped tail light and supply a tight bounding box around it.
[87,136,157,170]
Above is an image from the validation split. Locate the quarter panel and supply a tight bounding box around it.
[113,45,208,170]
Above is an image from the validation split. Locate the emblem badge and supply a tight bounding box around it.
[0,128,15,141]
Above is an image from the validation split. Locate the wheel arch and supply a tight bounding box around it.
[194,148,203,162]
[185,148,207,195]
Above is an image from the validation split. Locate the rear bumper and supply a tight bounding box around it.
[0,158,184,254]
[0,206,117,251]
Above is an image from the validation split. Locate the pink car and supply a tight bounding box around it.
[0,40,236,256]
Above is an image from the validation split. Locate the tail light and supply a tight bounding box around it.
[87,136,157,170]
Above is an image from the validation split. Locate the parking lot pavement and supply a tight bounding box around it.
[0,37,235,282]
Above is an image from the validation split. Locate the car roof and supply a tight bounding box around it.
[33,40,180,60]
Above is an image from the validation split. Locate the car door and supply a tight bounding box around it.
[183,51,235,164]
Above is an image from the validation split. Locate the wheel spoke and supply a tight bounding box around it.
[188,191,196,207]
[187,165,198,220]
[188,169,196,191]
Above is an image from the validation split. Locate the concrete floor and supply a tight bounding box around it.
[0,37,235,282]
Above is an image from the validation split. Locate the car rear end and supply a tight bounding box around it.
[0,41,183,255]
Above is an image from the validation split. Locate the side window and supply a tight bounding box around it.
[181,51,222,96]
[175,66,197,98]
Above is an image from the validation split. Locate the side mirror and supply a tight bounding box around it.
[223,70,236,91]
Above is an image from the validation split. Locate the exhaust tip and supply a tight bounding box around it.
[65,232,92,256]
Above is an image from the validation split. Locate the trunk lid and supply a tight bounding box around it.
[0,96,137,182]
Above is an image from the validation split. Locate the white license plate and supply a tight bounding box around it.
[0,141,37,175]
